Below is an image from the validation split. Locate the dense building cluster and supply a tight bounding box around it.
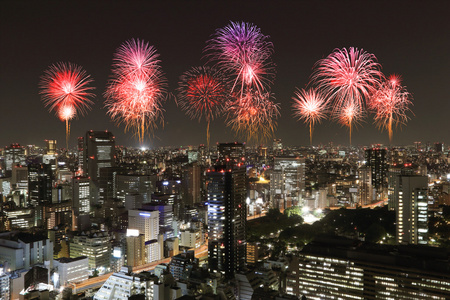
[0,134,449,299]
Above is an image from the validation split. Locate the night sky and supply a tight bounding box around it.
[1,0,449,149]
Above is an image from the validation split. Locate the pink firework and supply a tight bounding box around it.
[39,62,95,148]
[335,101,363,145]
[205,21,275,96]
[370,74,413,142]
[226,90,280,143]
[292,88,328,144]
[105,38,166,143]
[311,47,383,111]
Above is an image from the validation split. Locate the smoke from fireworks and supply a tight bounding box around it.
[39,62,95,148]
[292,88,328,145]
[205,21,275,96]
[370,74,413,142]
[311,47,383,144]
[105,39,166,144]
[177,66,229,146]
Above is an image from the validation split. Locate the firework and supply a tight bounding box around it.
[226,90,280,143]
[39,62,95,149]
[336,101,363,145]
[292,88,328,145]
[311,47,383,110]
[177,66,229,146]
[205,21,275,96]
[105,38,166,143]
[370,74,413,142]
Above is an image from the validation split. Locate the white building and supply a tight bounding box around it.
[128,210,159,242]
[0,232,53,271]
[53,256,89,288]
[0,269,10,300]
[179,229,202,249]
[70,231,111,274]
[94,267,158,300]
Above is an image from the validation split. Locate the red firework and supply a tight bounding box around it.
[39,62,95,148]
[370,74,413,142]
[292,88,328,144]
[177,66,229,146]
[226,90,280,142]
[105,38,166,143]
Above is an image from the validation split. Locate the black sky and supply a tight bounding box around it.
[1,0,449,149]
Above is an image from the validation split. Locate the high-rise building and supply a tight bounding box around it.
[207,165,246,278]
[5,144,25,172]
[395,175,428,245]
[98,167,124,204]
[73,177,90,215]
[28,164,53,205]
[83,130,115,180]
[387,163,425,211]
[70,231,111,274]
[128,210,159,242]
[142,203,174,240]
[116,174,154,204]
[125,230,146,267]
[77,137,84,173]
[270,156,306,209]
[217,142,245,165]
[182,162,201,206]
[364,147,388,197]
[45,140,57,155]
[357,166,373,206]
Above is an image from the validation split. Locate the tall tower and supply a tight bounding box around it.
[395,175,428,245]
[364,147,388,199]
[207,165,246,278]
[83,131,116,181]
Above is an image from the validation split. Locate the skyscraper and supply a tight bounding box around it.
[73,176,90,215]
[28,163,53,205]
[395,175,428,245]
[207,165,246,278]
[83,130,116,181]
[270,156,306,209]
[364,147,388,198]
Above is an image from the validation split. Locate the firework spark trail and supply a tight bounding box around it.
[226,90,280,143]
[105,38,166,144]
[177,66,229,146]
[370,74,413,143]
[292,88,328,145]
[39,62,95,149]
[205,21,275,96]
[336,101,363,145]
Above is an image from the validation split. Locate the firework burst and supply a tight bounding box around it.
[336,101,363,145]
[370,74,413,142]
[105,38,166,144]
[292,88,328,145]
[205,21,275,96]
[177,66,229,146]
[226,90,280,143]
[312,47,383,109]
[39,62,95,149]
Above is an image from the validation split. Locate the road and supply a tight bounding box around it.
[73,243,209,293]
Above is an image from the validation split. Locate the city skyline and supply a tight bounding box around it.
[1,0,449,148]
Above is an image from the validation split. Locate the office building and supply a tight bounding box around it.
[126,230,146,267]
[207,165,246,278]
[70,231,111,274]
[288,236,450,300]
[128,210,159,242]
[395,175,428,245]
[357,166,373,206]
[83,130,116,181]
[72,176,90,215]
[270,156,306,209]
[28,164,53,206]
[116,174,154,204]
[53,256,89,288]
[5,144,25,172]
[364,147,388,197]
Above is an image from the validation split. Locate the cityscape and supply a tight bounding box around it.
[1,1,450,300]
